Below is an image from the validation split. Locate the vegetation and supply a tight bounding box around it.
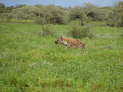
[68,25,94,39]
[0,2,123,27]
[0,1,123,92]
[107,2,123,27]
[0,23,123,92]
[41,25,55,37]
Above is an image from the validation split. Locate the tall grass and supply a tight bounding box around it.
[68,25,94,39]
[0,23,123,92]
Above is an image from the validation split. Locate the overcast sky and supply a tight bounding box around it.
[0,0,123,7]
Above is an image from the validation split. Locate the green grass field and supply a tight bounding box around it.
[0,23,123,92]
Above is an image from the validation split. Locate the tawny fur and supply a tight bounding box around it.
[55,37,85,48]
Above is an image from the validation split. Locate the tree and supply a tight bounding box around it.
[69,6,88,25]
[0,3,5,8]
[10,6,39,20]
[83,3,108,21]
[35,5,68,24]
[107,2,123,27]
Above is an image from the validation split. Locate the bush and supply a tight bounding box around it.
[69,7,89,25]
[107,2,123,27]
[120,34,123,37]
[35,17,48,24]
[68,25,94,39]
[41,25,55,37]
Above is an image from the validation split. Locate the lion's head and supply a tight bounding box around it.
[55,36,67,45]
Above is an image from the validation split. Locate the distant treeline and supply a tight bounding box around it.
[0,2,123,27]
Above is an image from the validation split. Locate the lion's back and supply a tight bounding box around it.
[63,38,85,48]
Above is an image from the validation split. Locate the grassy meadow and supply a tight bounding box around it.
[0,23,123,92]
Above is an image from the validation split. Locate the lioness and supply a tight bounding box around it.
[55,36,85,48]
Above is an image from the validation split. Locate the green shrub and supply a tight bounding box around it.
[68,25,94,39]
[35,17,48,24]
[107,2,123,27]
[69,7,89,25]
[41,25,55,37]
[120,34,123,37]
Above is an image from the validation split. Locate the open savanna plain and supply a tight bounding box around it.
[0,23,123,92]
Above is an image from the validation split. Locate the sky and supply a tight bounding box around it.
[0,0,123,7]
